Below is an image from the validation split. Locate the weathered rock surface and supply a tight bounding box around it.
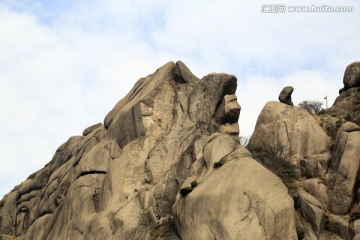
[279,86,294,105]
[326,214,351,240]
[341,61,360,93]
[328,61,360,126]
[2,60,360,240]
[0,61,296,240]
[248,101,331,167]
[327,122,360,214]
[173,134,297,240]
[249,61,360,239]
[297,188,326,236]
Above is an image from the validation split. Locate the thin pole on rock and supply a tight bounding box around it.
[324,95,328,109]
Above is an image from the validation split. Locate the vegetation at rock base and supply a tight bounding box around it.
[298,100,324,114]
[251,148,299,197]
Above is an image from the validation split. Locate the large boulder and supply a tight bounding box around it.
[248,101,331,167]
[278,86,294,106]
[341,61,360,92]
[173,133,297,240]
[328,61,360,126]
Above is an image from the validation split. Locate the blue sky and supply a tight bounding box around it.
[1,0,360,198]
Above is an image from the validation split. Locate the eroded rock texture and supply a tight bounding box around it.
[0,61,296,240]
[250,61,360,239]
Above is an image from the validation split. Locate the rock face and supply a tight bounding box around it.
[2,60,360,240]
[173,135,297,240]
[249,61,360,239]
[341,61,360,93]
[279,86,294,105]
[248,101,331,167]
[329,61,360,126]
[0,61,296,240]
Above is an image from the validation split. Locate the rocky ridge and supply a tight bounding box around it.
[0,60,360,239]
[249,61,360,239]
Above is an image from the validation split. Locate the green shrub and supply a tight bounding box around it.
[179,187,193,197]
[190,180,198,189]
[213,162,223,169]
[328,143,335,152]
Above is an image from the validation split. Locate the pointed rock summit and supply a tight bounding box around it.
[0,61,297,239]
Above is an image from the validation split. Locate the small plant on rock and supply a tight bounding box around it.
[180,180,199,197]
[190,180,198,188]
[213,162,223,169]
[0,199,5,208]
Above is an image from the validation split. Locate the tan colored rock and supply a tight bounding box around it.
[302,178,330,209]
[173,134,297,240]
[329,122,360,214]
[83,123,103,136]
[0,61,243,239]
[214,94,241,124]
[355,234,360,240]
[355,219,360,235]
[300,153,331,179]
[326,214,351,240]
[249,101,331,167]
[297,189,326,236]
[203,133,236,168]
[342,61,360,92]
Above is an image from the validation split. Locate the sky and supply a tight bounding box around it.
[1,0,360,198]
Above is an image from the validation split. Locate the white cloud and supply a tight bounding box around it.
[0,0,360,198]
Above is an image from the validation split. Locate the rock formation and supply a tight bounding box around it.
[250,61,360,239]
[340,61,360,93]
[0,61,296,240]
[279,86,294,105]
[1,60,360,240]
